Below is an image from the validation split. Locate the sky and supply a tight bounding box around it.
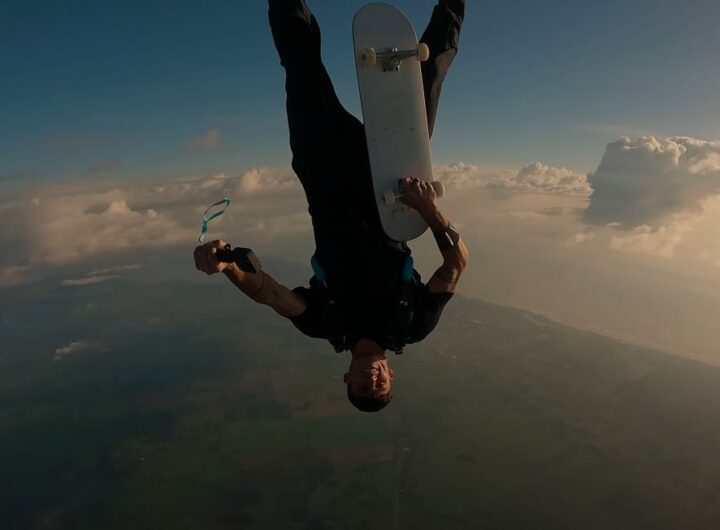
[2,0,720,362]
[3,0,720,185]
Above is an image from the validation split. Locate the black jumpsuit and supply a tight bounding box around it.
[268,0,466,348]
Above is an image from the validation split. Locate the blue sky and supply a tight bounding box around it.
[2,0,719,186]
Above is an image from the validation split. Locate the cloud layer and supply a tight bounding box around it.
[436,162,590,195]
[4,135,720,283]
[0,166,309,274]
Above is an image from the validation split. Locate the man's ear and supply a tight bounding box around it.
[388,368,395,380]
[343,373,350,384]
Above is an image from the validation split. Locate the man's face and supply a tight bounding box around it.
[344,354,394,398]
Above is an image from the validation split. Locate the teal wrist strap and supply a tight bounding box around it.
[198,197,231,243]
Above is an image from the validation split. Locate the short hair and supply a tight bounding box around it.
[346,385,393,413]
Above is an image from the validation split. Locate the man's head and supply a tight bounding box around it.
[344,338,395,412]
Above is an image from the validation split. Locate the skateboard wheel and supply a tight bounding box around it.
[362,47,377,67]
[382,190,397,207]
[431,181,445,198]
[416,43,430,62]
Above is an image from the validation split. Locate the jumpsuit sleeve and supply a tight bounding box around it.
[289,285,328,339]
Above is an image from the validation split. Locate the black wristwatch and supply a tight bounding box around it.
[433,223,461,251]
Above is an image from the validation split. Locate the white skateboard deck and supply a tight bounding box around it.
[353,3,434,242]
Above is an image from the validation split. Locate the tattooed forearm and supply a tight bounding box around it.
[433,270,460,285]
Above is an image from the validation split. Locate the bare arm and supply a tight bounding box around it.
[194,240,307,318]
[222,263,307,318]
[422,205,469,263]
[421,205,469,293]
[399,178,469,293]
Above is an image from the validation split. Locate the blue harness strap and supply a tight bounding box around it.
[311,255,328,284]
[401,256,414,283]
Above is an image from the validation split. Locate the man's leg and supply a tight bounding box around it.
[268,0,365,246]
[268,0,360,180]
[419,0,466,137]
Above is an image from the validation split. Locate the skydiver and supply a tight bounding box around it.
[194,0,468,412]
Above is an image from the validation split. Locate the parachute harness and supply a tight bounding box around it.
[312,254,415,355]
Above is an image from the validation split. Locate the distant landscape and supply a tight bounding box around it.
[3,271,720,530]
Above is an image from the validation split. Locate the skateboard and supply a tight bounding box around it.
[353,3,445,242]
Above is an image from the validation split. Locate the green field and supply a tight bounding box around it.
[2,278,720,529]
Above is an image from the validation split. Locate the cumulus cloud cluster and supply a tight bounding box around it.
[585,136,720,226]
[436,161,590,195]
[237,167,299,195]
[575,136,720,263]
[31,192,193,264]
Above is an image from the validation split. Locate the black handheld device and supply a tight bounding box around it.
[216,244,262,274]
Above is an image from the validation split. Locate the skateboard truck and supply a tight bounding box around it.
[361,44,430,72]
[382,181,445,207]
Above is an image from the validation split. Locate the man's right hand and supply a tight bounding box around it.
[194,240,234,276]
[399,176,438,216]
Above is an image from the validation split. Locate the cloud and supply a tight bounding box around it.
[565,231,596,246]
[87,159,121,174]
[62,275,120,286]
[0,165,311,268]
[607,194,720,260]
[541,207,585,217]
[53,339,98,361]
[435,162,590,195]
[0,266,29,287]
[435,162,515,190]
[584,136,720,226]
[30,191,194,264]
[500,211,546,220]
[186,130,221,151]
[88,264,141,276]
[514,163,592,195]
[242,212,311,237]
[62,264,141,286]
[236,167,299,195]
